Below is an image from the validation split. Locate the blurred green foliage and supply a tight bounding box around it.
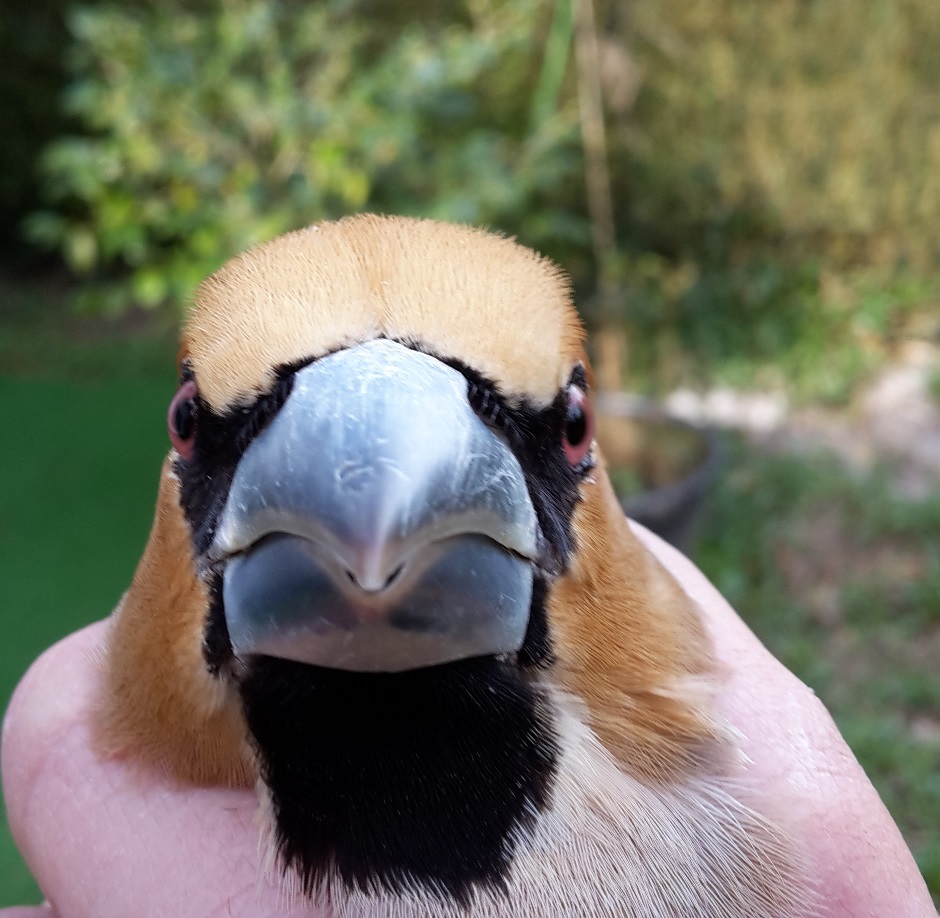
[622,1,940,267]
[611,0,940,397]
[26,0,586,313]
[23,0,940,401]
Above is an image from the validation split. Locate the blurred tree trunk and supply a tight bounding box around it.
[0,0,68,265]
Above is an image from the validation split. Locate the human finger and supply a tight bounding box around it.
[633,523,936,918]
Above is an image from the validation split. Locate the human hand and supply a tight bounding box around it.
[1,525,935,917]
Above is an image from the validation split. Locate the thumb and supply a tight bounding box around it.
[0,908,57,917]
[1,622,320,918]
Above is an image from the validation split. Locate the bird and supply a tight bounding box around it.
[93,214,810,917]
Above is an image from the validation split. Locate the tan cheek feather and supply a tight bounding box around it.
[548,454,726,782]
[94,457,255,787]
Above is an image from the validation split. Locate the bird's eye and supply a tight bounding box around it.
[168,380,198,461]
[563,385,594,467]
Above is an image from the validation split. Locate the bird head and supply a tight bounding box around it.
[96,215,759,909]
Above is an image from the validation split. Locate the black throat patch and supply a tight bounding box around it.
[237,655,559,906]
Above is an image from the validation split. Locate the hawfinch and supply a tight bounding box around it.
[96,215,808,917]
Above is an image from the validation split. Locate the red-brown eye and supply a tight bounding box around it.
[168,380,198,461]
[563,385,594,467]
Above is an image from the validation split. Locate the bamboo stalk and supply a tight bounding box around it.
[530,0,575,132]
[573,0,624,390]
[573,0,615,294]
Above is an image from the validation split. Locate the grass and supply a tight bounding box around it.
[0,279,937,908]
[0,274,178,384]
[0,379,173,904]
[695,441,940,902]
[0,279,176,905]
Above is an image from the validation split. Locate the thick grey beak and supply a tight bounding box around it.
[208,338,537,673]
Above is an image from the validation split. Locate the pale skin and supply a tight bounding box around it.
[1,526,935,918]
